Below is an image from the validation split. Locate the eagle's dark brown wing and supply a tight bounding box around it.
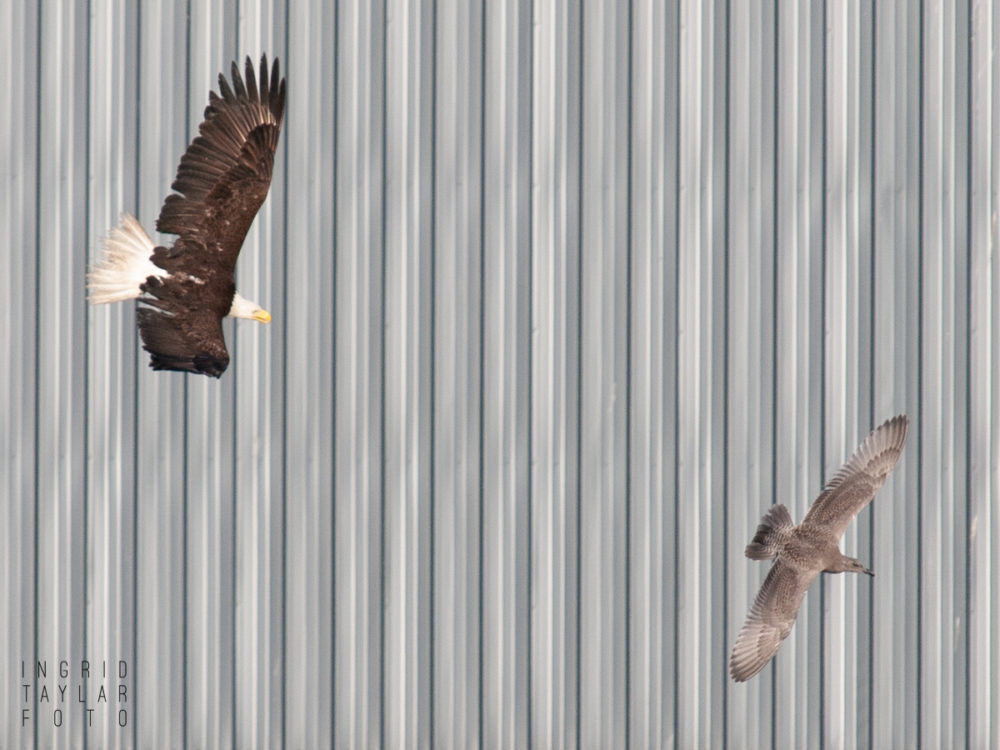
[800,415,909,541]
[138,293,229,377]
[154,54,285,268]
[729,560,819,682]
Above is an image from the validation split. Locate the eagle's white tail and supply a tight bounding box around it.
[87,213,163,304]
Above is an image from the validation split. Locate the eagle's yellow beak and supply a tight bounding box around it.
[254,309,272,324]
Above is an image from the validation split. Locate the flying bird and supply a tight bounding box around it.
[729,415,909,682]
[88,55,286,377]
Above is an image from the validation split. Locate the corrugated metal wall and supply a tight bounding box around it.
[1,0,998,747]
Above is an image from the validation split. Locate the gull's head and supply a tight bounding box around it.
[840,556,874,577]
[229,291,271,324]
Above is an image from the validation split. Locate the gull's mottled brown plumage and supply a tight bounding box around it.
[729,415,909,682]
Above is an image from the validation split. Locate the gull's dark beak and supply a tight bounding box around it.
[863,566,874,577]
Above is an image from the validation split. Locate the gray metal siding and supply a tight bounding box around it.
[2,1,999,747]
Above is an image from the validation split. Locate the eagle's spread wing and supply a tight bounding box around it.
[800,415,909,541]
[138,55,285,377]
[155,54,285,264]
[729,560,819,682]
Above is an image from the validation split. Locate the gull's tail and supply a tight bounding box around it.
[745,504,794,560]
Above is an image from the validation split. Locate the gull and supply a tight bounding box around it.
[729,415,909,682]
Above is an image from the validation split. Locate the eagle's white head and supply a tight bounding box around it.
[228,291,271,323]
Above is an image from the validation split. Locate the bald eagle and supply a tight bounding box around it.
[88,55,286,378]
